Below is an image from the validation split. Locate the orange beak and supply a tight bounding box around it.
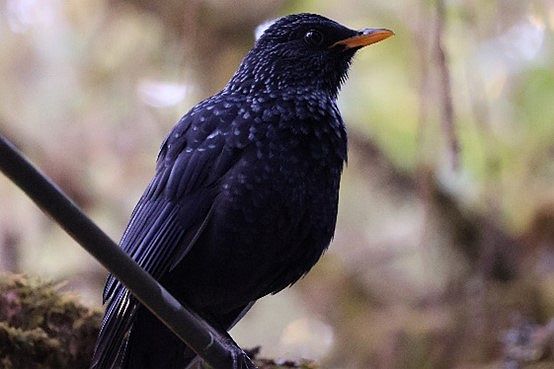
[331,28,394,49]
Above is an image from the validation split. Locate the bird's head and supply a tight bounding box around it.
[228,13,393,98]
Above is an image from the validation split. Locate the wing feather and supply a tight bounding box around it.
[93,97,245,369]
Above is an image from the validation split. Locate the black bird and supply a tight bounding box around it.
[91,13,393,369]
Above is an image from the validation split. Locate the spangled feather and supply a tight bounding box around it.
[93,97,247,369]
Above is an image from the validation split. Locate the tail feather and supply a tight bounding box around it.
[91,292,255,369]
[125,307,194,369]
[91,289,138,369]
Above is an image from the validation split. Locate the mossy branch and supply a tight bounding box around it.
[0,273,318,369]
[0,274,101,369]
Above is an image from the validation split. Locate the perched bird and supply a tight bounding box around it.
[91,13,393,369]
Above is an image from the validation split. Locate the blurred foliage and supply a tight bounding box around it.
[0,0,553,368]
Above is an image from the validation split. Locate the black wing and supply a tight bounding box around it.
[91,94,245,369]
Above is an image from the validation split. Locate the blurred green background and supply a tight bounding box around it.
[0,1,553,368]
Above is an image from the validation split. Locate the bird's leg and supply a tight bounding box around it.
[194,312,257,369]
[218,323,257,369]
[228,344,257,369]
[193,330,257,369]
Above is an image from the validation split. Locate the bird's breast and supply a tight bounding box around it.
[166,93,347,310]
[214,118,344,249]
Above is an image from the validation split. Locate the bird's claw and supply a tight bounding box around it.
[230,347,258,369]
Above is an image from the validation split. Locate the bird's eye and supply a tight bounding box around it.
[304,30,324,46]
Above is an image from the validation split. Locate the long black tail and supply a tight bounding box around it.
[91,293,254,369]
[91,288,195,369]
[90,289,138,369]
[124,302,254,369]
[125,308,196,369]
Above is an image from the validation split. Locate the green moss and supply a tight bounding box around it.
[0,273,101,369]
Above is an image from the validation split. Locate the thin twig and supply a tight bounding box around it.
[435,0,460,170]
[0,133,255,369]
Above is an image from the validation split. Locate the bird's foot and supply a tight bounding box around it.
[229,346,258,369]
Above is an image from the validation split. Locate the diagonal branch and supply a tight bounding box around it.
[435,0,460,170]
[0,132,256,369]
